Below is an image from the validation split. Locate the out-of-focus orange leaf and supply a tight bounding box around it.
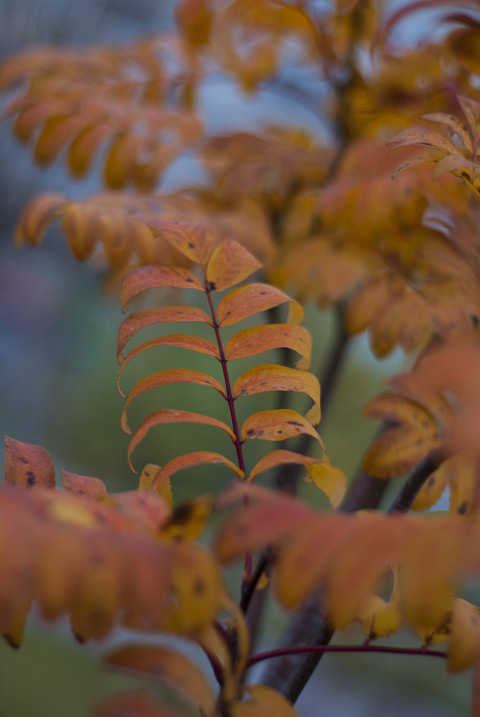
[104,644,215,713]
[34,115,84,167]
[233,365,320,425]
[4,436,55,489]
[447,598,480,673]
[128,410,236,471]
[93,689,180,717]
[149,221,216,268]
[224,324,312,369]
[121,266,204,310]
[177,0,213,48]
[61,471,108,499]
[15,194,66,248]
[217,284,303,326]
[205,238,262,292]
[215,485,312,563]
[68,124,111,178]
[120,368,226,433]
[117,306,211,359]
[60,202,100,262]
[230,685,300,717]
[241,409,321,443]
[362,393,439,478]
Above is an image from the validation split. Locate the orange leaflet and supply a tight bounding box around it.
[215,488,313,564]
[362,425,440,479]
[60,202,100,261]
[217,283,303,326]
[138,463,173,506]
[34,115,84,167]
[230,686,300,717]
[117,306,211,359]
[104,134,149,190]
[117,335,219,390]
[4,436,55,489]
[68,123,111,178]
[241,409,321,443]
[447,599,480,673]
[249,449,346,507]
[120,368,226,433]
[205,238,262,291]
[389,126,461,156]
[148,220,216,267]
[0,485,221,642]
[233,364,321,426]
[93,690,176,717]
[61,471,108,499]
[128,410,236,472]
[152,451,244,484]
[15,193,66,248]
[104,644,215,713]
[121,266,203,310]
[225,323,312,369]
[363,392,437,431]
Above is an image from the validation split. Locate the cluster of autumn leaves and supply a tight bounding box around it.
[3,0,480,715]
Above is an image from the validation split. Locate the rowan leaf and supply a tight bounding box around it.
[249,450,346,507]
[138,464,173,506]
[217,283,303,326]
[61,471,108,499]
[121,266,204,310]
[4,436,55,489]
[117,306,211,359]
[148,221,216,267]
[423,113,473,152]
[152,451,244,485]
[121,369,226,433]
[118,335,219,384]
[128,410,236,472]
[33,114,84,167]
[362,426,440,479]
[104,644,215,713]
[432,154,479,180]
[206,238,262,291]
[93,689,179,717]
[241,409,321,443]
[355,592,402,639]
[159,497,212,541]
[15,194,66,247]
[230,686,300,717]
[68,124,111,178]
[60,202,100,261]
[389,127,461,156]
[225,324,312,369]
[233,365,320,425]
[447,598,480,673]
[215,486,312,563]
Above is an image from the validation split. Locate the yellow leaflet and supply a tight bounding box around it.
[234,364,320,424]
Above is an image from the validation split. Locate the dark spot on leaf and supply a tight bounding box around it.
[457,501,468,515]
[287,420,303,427]
[186,278,194,283]
[3,633,20,649]
[26,471,36,486]
[19,457,28,464]
[188,242,195,248]
[171,504,193,525]
[428,476,436,488]
[246,429,256,436]
[207,281,216,291]
[192,577,205,595]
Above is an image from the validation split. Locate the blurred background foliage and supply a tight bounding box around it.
[0,0,472,715]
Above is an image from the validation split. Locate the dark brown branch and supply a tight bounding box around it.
[387,448,442,514]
